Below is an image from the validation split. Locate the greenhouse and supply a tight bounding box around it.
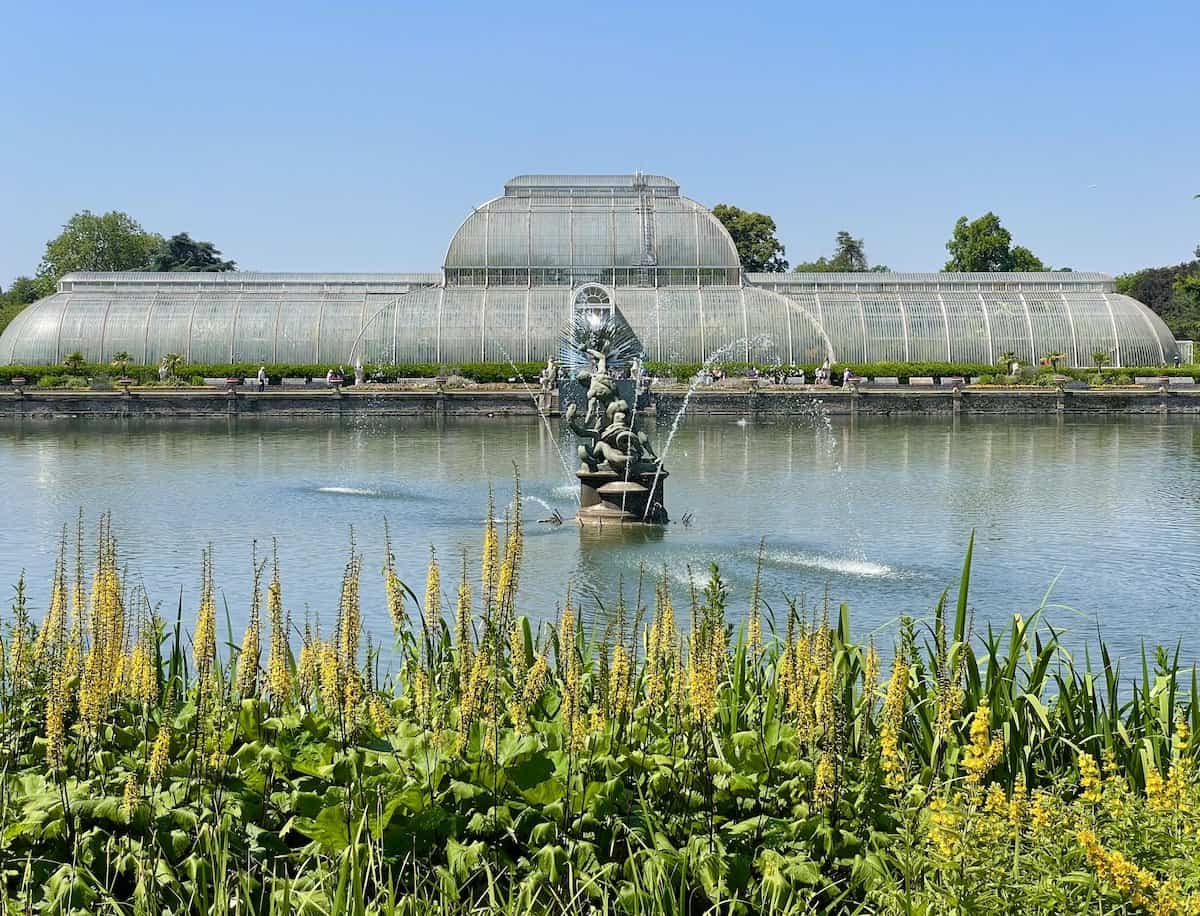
[0,174,1180,367]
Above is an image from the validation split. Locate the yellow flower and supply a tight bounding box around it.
[862,642,880,709]
[814,756,836,809]
[297,636,319,702]
[122,775,139,819]
[1077,829,1163,911]
[928,794,962,858]
[880,652,909,790]
[481,490,499,602]
[1078,752,1103,803]
[382,525,406,637]
[1009,771,1027,831]
[265,571,291,709]
[963,700,1003,785]
[455,558,473,677]
[747,612,762,660]
[1029,789,1052,833]
[336,551,362,673]
[236,574,262,699]
[318,642,341,712]
[369,694,396,735]
[149,725,172,784]
[984,782,1007,815]
[127,642,158,705]
[423,548,441,637]
[609,644,632,720]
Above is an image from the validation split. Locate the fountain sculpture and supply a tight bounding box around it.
[560,306,668,525]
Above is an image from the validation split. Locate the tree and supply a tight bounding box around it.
[1115,248,1200,341]
[711,204,788,272]
[149,233,236,272]
[943,213,1046,272]
[36,210,162,286]
[794,230,889,272]
[4,276,51,304]
[1091,350,1111,375]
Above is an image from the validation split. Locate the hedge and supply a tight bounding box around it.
[2,359,1198,387]
[0,361,548,386]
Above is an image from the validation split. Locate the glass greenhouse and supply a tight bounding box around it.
[0,174,1180,368]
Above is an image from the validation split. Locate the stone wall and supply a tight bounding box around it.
[1,386,1198,419]
[0,389,543,418]
[653,388,1200,417]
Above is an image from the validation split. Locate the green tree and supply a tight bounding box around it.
[794,230,889,272]
[4,276,51,304]
[943,212,1046,272]
[149,233,237,272]
[711,204,788,272]
[36,210,162,287]
[0,276,53,335]
[1115,247,1200,341]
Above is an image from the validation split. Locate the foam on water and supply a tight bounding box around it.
[552,484,578,501]
[318,486,379,497]
[766,550,894,579]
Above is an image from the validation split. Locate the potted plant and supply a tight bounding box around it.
[1043,351,1067,373]
[111,351,134,390]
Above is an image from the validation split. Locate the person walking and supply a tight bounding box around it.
[257,366,267,391]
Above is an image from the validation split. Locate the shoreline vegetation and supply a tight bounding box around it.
[1,359,1199,391]
[2,483,1199,913]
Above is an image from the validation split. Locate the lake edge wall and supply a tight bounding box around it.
[2,387,1200,418]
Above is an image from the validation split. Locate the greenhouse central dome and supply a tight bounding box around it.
[0,173,1180,368]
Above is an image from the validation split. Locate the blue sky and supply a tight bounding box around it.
[1,0,1196,286]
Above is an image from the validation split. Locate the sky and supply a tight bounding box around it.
[1,0,1197,287]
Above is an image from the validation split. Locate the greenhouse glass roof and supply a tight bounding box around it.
[0,175,1180,368]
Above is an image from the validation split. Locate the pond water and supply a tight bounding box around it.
[2,413,1199,668]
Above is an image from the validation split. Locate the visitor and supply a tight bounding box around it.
[325,368,335,387]
[1174,354,1182,368]
[819,358,831,386]
[354,360,365,386]
[843,367,853,386]
[256,366,267,391]
[158,360,169,383]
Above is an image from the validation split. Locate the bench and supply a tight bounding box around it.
[1135,376,1167,387]
[1168,377,1197,387]
[281,377,308,387]
[938,376,965,387]
[784,375,807,385]
[202,377,228,387]
[868,377,900,387]
[907,377,936,387]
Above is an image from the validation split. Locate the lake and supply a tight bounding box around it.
[3,413,1198,667]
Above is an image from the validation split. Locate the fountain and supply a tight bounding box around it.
[559,306,669,525]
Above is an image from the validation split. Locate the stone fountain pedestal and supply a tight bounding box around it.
[576,468,669,526]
